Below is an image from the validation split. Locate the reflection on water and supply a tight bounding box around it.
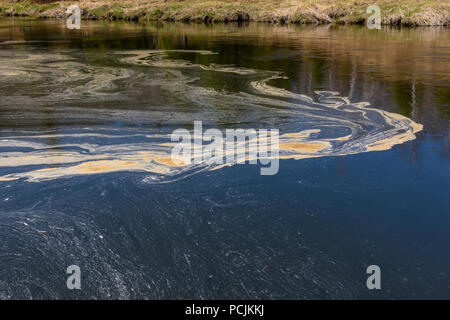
[0,19,449,299]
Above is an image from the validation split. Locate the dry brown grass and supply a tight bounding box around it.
[0,0,449,26]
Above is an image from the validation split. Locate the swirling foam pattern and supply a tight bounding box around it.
[0,49,422,183]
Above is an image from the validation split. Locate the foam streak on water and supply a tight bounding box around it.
[0,49,422,183]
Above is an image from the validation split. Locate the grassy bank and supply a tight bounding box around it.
[0,0,448,26]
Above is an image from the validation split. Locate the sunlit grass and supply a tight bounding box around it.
[0,0,448,25]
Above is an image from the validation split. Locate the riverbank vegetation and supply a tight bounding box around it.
[0,0,448,26]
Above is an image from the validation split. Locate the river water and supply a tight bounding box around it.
[0,19,449,299]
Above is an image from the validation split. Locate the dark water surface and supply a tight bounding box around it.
[0,19,449,299]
